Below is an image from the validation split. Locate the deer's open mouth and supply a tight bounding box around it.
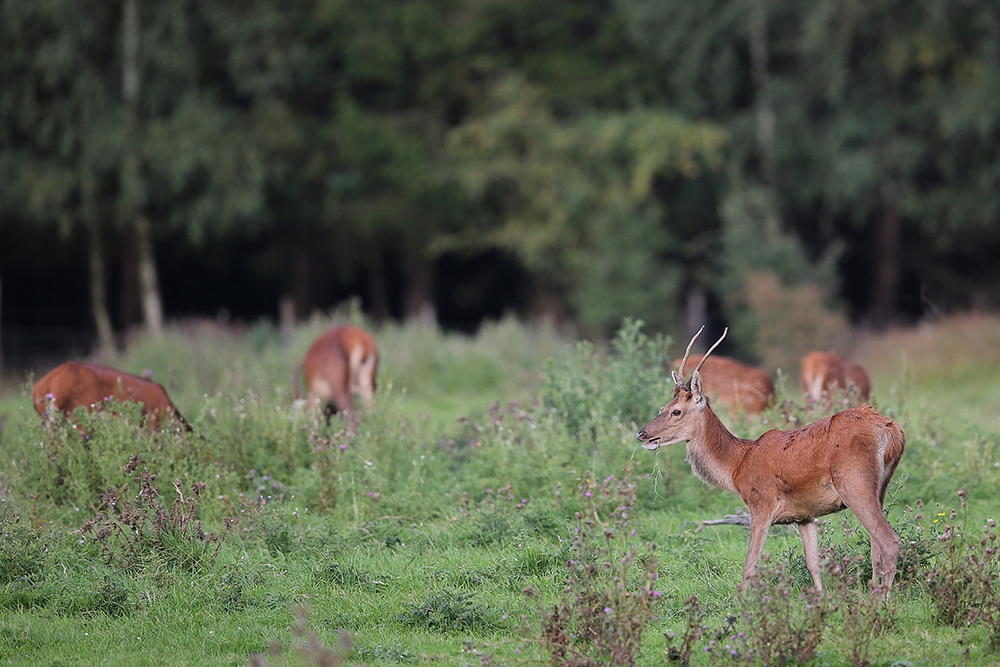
[637,432,661,449]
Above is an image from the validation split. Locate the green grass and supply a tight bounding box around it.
[0,311,999,666]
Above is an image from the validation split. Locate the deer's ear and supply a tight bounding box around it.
[690,370,707,408]
[671,370,682,385]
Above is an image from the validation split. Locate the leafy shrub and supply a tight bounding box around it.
[0,509,55,613]
[351,643,417,664]
[663,595,712,666]
[739,558,828,667]
[317,562,385,592]
[540,318,671,437]
[819,545,898,667]
[661,552,896,667]
[56,576,132,616]
[27,396,240,519]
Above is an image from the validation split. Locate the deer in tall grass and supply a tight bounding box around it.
[300,325,378,429]
[678,353,775,415]
[637,327,904,598]
[800,350,872,404]
[33,361,191,432]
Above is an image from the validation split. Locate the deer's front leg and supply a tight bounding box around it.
[739,512,774,593]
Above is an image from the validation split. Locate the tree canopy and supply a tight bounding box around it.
[2,0,999,361]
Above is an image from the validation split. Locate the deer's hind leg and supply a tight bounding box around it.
[796,520,823,591]
[834,468,901,597]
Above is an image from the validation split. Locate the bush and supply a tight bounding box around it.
[540,318,671,437]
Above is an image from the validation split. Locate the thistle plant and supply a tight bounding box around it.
[527,474,660,667]
[81,454,235,571]
[914,491,1000,644]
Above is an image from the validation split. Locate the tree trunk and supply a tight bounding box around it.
[403,255,436,326]
[119,227,141,328]
[748,0,777,189]
[868,191,902,329]
[84,174,116,355]
[684,282,709,342]
[134,213,164,335]
[367,255,391,321]
[528,275,568,328]
[122,0,164,337]
[279,294,296,343]
[291,250,312,319]
[87,229,116,355]
[80,92,116,355]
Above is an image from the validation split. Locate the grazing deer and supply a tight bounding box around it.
[33,361,191,432]
[800,350,872,403]
[300,325,378,428]
[679,353,774,415]
[637,328,904,597]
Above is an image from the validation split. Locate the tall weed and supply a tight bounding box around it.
[527,474,660,667]
[911,491,1000,645]
[27,399,232,515]
[739,558,828,667]
[80,455,235,571]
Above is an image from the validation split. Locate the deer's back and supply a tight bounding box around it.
[33,361,183,430]
[732,406,903,521]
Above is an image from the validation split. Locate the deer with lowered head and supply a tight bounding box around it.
[636,327,905,597]
[800,350,872,404]
[300,325,378,429]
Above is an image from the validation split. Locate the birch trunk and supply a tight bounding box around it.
[122,0,164,336]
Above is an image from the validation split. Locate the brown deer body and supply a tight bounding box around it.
[301,325,378,427]
[800,351,872,403]
[33,361,191,432]
[638,329,904,596]
[681,353,774,414]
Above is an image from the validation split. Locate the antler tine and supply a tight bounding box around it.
[677,325,705,378]
[692,327,728,375]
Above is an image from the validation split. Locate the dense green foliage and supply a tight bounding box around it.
[3,0,1000,346]
[0,315,999,665]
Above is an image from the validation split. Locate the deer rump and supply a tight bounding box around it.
[732,406,904,525]
[33,361,190,432]
[800,351,871,402]
[301,325,378,425]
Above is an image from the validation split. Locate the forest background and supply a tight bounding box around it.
[3,0,1000,374]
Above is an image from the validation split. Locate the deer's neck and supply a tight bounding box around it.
[685,409,750,495]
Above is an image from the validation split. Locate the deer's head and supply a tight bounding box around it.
[636,326,727,450]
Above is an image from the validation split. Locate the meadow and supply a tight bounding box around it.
[0,309,999,666]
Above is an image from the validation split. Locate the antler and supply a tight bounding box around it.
[677,326,705,378]
[692,327,728,375]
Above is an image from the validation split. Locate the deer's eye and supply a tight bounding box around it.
[671,409,681,416]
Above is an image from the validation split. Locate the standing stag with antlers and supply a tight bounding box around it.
[636,327,905,598]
